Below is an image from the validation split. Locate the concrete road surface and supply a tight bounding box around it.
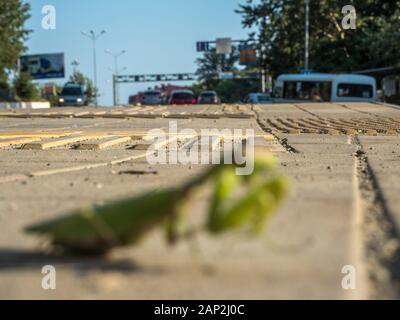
[0,102,399,299]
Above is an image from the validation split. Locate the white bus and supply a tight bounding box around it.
[273,73,377,103]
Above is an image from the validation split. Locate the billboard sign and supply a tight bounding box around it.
[20,53,65,80]
[239,45,258,66]
[216,38,232,55]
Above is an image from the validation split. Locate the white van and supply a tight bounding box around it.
[273,73,377,103]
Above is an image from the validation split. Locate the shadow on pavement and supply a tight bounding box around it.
[0,248,143,273]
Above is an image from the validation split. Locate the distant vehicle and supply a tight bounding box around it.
[58,83,87,107]
[141,90,163,105]
[197,91,220,104]
[168,90,196,105]
[273,73,377,103]
[245,93,273,104]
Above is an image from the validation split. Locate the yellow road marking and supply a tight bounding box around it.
[78,136,132,150]
[134,134,181,151]
[72,111,91,117]
[193,113,221,119]
[22,134,106,150]
[0,130,273,139]
[0,137,42,148]
[126,113,159,119]
[223,113,254,119]
[163,113,190,119]
[0,132,78,139]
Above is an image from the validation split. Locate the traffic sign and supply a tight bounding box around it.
[196,42,210,52]
[239,45,257,66]
[216,38,232,55]
[115,73,197,84]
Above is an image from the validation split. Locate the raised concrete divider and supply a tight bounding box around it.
[0,101,50,109]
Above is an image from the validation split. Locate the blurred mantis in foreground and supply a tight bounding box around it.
[25,152,288,255]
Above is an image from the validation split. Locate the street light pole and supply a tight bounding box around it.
[259,15,267,93]
[305,0,310,73]
[81,30,106,107]
[105,50,126,106]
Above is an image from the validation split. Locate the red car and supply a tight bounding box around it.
[168,90,197,105]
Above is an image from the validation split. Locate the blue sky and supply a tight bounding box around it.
[25,0,250,105]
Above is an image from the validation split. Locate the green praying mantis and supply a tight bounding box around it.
[25,152,288,255]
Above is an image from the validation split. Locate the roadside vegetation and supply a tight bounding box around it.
[194,0,400,99]
[0,0,31,101]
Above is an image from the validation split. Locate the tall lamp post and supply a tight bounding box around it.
[304,0,310,73]
[105,50,126,106]
[81,30,106,106]
[259,15,267,93]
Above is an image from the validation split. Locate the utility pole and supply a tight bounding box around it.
[305,0,310,72]
[81,30,106,106]
[259,15,267,93]
[105,50,126,106]
[109,67,126,106]
[112,75,117,107]
[217,54,224,79]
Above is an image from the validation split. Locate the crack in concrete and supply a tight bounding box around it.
[353,136,400,299]
[254,111,299,154]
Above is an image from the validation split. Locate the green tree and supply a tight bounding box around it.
[69,70,86,86]
[237,0,400,77]
[196,47,240,84]
[191,78,258,103]
[0,0,31,100]
[13,71,40,101]
[215,79,259,103]
[194,46,259,101]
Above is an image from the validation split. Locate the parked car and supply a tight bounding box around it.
[141,90,163,105]
[58,83,87,107]
[197,91,220,104]
[245,93,273,104]
[168,90,196,105]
